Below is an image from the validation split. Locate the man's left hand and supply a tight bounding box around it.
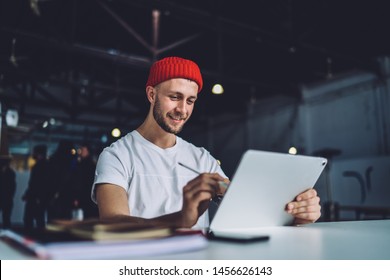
[286,189,321,225]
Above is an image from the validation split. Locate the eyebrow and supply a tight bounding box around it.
[171,91,197,100]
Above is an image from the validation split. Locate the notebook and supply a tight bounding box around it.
[0,228,207,259]
[209,149,327,235]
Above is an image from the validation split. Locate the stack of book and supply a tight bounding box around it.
[0,220,208,259]
[46,219,173,241]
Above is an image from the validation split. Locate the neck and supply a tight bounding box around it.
[137,112,176,149]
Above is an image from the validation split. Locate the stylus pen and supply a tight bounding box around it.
[177,162,229,189]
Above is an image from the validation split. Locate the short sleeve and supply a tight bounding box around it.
[91,148,130,202]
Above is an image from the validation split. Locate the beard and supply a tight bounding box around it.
[153,96,187,135]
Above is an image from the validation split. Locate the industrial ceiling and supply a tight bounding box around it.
[1,0,389,153]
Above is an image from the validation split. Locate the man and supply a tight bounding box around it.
[46,140,77,220]
[0,157,16,229]
[22,145,50,229]
[74,142,98,219]
[93,56,321,229]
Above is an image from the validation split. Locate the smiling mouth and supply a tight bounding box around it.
[168,115,186,122]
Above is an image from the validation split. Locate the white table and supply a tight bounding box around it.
[1,219,389,259]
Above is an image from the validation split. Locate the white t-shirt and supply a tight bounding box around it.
[92,130,226,229]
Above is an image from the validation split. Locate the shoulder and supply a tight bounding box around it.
[99,131,136,158]
[96,131,140,172]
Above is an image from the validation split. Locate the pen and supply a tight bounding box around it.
[178,162,229,189]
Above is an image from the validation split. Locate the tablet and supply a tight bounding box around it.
[209,150,327,232]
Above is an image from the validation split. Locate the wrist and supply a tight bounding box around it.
[176,210,195,229]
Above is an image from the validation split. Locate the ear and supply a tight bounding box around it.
[146,86,156,103]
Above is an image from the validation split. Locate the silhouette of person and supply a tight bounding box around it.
[46,140,77,221]
[74,142,99,219]
[0,157,16,228]
[22,145,51,229]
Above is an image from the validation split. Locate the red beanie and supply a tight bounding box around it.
[146,57,203,93]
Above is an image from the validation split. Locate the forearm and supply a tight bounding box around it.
[96,183,195,228]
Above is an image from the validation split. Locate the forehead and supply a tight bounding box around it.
[157,78,199,96]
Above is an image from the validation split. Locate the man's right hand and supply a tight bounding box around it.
[180,173,227,228]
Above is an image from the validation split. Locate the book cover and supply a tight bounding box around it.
[46,219,172,241]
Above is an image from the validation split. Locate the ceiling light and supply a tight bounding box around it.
[111,128,121,138]
[30,0,41,16]
[212,84,224,95]
[288,147,297,155]
[5,109,19,127]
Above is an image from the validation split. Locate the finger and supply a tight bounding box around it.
[217,182,228,195]
[287,196,320,212]
[192,191,213,204]
[215,175,229,193]
[183,184,214,202]
[183,190,214,213]
[200,175,227,194]
[289,202,322,224]
[296,188,317,201]
[183,174,228,202]
[194,173,223,185]
[289,204,321,215]
[208,173,229,191]
[211,172,227,182]
[183,179,220,201]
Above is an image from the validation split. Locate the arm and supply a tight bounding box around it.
[286,188,321,225]
[96,172,226,228]
[95,183,181,226]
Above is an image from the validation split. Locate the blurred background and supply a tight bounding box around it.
[1,0,390,226]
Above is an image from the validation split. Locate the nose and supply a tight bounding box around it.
[176,100,187,115]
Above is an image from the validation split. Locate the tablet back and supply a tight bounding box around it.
[209,150,327,232]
